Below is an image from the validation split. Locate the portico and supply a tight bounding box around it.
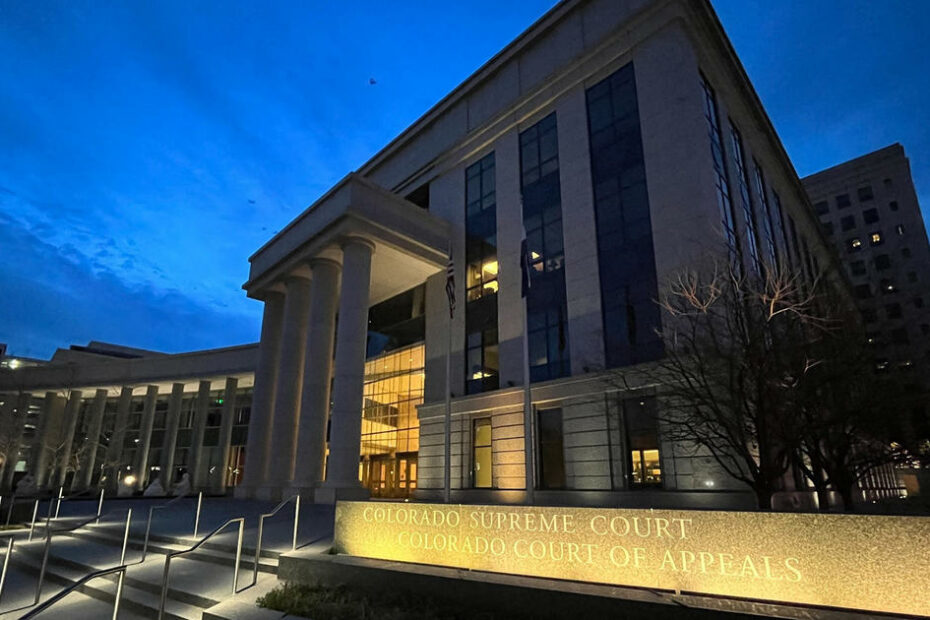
[239,173,450,502]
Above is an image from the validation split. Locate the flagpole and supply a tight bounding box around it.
[522,295,535,505]
[443,243,454,504]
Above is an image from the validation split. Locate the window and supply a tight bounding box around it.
[863,309,877,324]
[854,284,872,299]
[863,208,879,224]
[896,224,905,236]
[624,397,661,487]
[588,63,662,368]
[902,247,912,258]
[465,153,500,395]
[908,271,919,283]
[870,231,883,246]
[473,418,492,488]
[850,260,866,276]
[841,215,856,231]
[880,279,895,295]
[915,297,925,309]
[891,328,909,345]
[857,185,874,201]
[404,183,430,210]
[730,124,762,273]
[886,303,902,319]
[836,194,851,209]
[521,113,570,382]
[884,178,893,188]
[874,254,891,270]
[700,76,740,260]
[752,161,779,266]
[847,238,862,253]
[822,222,834,236]
[865,332,880,345]
[814,201,829,216]
[889,201,899,211]
[537,408,565,490]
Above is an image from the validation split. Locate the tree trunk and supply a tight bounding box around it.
[755,485,773,510]
[838,485,857,512]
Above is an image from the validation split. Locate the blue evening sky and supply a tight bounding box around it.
[1,1,928,359]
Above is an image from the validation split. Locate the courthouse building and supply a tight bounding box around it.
[2,0,849,508]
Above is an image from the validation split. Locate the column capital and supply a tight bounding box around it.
[309,256,342,271]
[339,235,376,253]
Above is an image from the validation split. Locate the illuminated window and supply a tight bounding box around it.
[870,231,883,246]
[624,397,662,487]
[473,418,492,489]
[847,238,862,252]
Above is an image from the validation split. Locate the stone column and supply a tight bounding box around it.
[292,258,341,493]
[54,390,83,489]
[238,292,285,498]
[159,383,185,491]
[72,389,108,492]
[0,397,14,488]
[132,385,159,491]
[263,274,313,498]
[189,380,212,490]
[106,386,134,490]
[214,377,239,495]
[34,392,65,490]
[319,237,375,502]
[2,392,31,491]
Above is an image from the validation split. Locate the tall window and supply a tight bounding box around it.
[520,113,570,382]
[473,418,492,488]
[586,63,663,368]
[624,397,661,487]
[537,408,565,489]
[752,160,779,267]
[465,153,499,394]
[729,124,762,275]
[771,190,792,268]
[699,75,741,263]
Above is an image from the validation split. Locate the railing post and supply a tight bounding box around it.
[253,515,264,587]
[233,519,244,593]
[158,556,171,620]
[193,491,202,538]
[96,488,104,522]
[142,506,156,562]
[112,569,125,620]
[34,528,52,605]
[53,486,63,519]
[0,536,13,604]
[120,509,132,565]
[293,495,300,551]
[28,499,39,541]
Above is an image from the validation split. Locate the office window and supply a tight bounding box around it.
[854,284,872,299]
[836,194,851,209]
[587,63,663,368]
[473,418,492,489]
[891,328,909,345]
[822,222,834,236]
[908,271,919,283]
[863,208,879,224]
[870,231,883,246]
[537,408,565,490]
[858,185,874,201]
[751,161,779,266]
[850,260,866,276]
[700,75,740,261]
[465,153,500,394]
[814,201,829,216]
[847,238,862,253]
[863,309,877,324]
[787,215,802,267]
[521,113,570,382]
[902,247,912,258]
[841,215,856,231]
[884,178,893,188]
[890,201,899,211]
[730,124,763,273]
[922,324,930,335]
[624,397,661,487]
[886,303,902,319]
[915,297,925,309]
[875,254,891,270]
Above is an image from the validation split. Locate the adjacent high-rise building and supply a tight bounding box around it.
[803,144,930,375]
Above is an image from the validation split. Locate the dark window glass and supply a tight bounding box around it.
[404,183,430,209]
[700,75,741,263]
[908,271,918,283]
[787,216,802,267]
[368,285,426,357]
[854,284,872,299]
[850,260,866,276]
[915,297,925,309]
[751,160,779,266]
[903,247,912,258]
[465,153,499,394]
[730,124,762,274]
[814,201,829,216]
[521,113,570,382]
[862,309,877,324]
[921,324,930,335]
[537,408,565,490]
[858,185,874,201]
[587,63,662,368]
[892,328,909,344]
[624,397,661,487]
[884,178,893,188]
[841,215,856,231]
[863,208,879,224]
[875,254,892,270]
[822,222,834,236]
[889,201,899,211]
[886,303,902,319]
[836,194,851,209]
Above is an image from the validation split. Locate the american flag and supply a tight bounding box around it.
[445,247,455,318]
[520,227,533,298]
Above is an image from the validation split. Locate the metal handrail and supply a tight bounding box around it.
[19,563,130,620]
[251,494,300,586]
[141,491,202,562]
[52,486,97,519]
[158,517,244,619]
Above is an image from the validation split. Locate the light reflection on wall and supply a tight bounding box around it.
[359,343,424,497]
